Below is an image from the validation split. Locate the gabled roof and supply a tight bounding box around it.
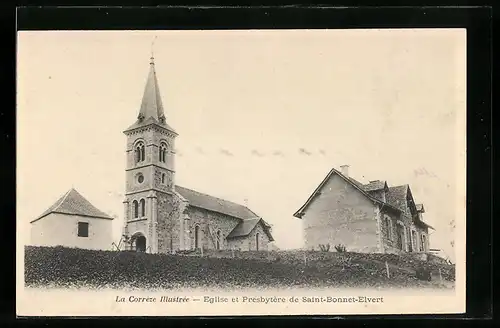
[293,168,434,230]
[175,185,275,241]
[293,168,401,218]
[175,185,259,220]
[124,57,177,134]
[386,185,410,211]
[226,217,274,242]
[31,188,113,223]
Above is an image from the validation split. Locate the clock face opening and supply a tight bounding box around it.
[136,173,144,184]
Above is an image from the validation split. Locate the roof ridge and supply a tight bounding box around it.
[294,167,402,218]
[31,188,113,223]
[389,184,409,189]
[176,185,250,210]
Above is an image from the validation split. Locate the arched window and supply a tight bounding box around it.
[411,230,418,252]
[133,200,139,219]
[256,233,260,251]
[140,199,146,217]
[216,230,221,250]
[161,173,165,184]
[194,225,200,249]
[384,216,392,240]
[135,141,145,163]
[159,142,168,163]
[420,234,426,252]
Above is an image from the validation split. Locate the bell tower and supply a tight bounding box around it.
[122,55,178,253]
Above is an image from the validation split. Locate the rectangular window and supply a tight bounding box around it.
[78,222,89,237]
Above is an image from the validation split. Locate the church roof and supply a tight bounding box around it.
[175,185,274,241]
[226,217,274,241]
[124,57,177,134]
[175,185,259,220]
[31,188,113,223]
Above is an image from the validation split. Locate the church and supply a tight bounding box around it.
[121,56,275,254]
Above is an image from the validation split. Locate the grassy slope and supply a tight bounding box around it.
[24,246,454,290]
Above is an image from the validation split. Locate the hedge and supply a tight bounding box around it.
[200,249,456,282]
[24,246,448,290]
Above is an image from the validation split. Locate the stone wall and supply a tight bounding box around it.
[185,206,240,251]
[156,191,184,253]
[227,222,272,251]
[301,174,379,253]
[379,208,430,254]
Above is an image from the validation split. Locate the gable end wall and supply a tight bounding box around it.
[301,174,380,253]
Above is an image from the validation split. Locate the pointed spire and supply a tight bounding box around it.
[137,56,166,123]
[124,50,177,135]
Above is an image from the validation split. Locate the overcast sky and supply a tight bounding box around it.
[17,29,466,261]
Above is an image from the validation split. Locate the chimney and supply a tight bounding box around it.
[340,165,350,177]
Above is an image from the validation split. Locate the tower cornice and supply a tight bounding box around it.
[123,121,178,138]
[125,163,175,173]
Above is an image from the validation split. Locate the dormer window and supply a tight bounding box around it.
[135,141,145,163]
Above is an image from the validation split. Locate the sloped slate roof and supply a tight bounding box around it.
[386,185,409,211]
[348,177,365,189]
[226,217,275,241]
[364,180,387,192]
[293,168,434,229]
[31,188,113,223]
[139,58,165,122]
[124,59,177,134]
[294,168,401,218]
[175,185,259,220]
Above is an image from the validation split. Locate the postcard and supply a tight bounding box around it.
[16,29,466,316]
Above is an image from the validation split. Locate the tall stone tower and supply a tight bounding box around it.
[122,56,181,253]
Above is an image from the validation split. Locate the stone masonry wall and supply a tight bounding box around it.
[185,207,240,251]
[227,222,271,251]
[379,208,429,254]
[156,191,183,253]
[301,174,379,253]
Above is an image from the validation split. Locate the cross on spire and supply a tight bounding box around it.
[150,35,157,65]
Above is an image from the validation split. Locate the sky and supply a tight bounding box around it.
[17,29,466,262]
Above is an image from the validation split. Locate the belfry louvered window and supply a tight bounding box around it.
[135,142,145,163]
[159,142,168,163]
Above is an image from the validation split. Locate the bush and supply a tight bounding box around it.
[24,246,451,290]
[334,244,347,253]
[318,244,330,252]
[415,266,432,281]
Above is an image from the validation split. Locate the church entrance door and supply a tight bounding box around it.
[135,235,146,252]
